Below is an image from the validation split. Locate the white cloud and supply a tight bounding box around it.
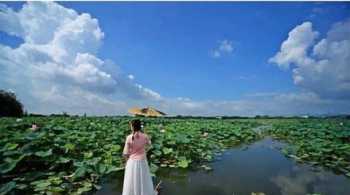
[128,74,134,80]
[271,165,350,195]
[31,85,129,116]
[235,75,256,81]
[309,7,327,19]
[0,2,163,115]
[312,7,325,14]
[0,4,23,37]
[210,40,234,58]
[219,40,233,53]
[211,50,221,58]
[269,19,350,99]
[269,22,319,69]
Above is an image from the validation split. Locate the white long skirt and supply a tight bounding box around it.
[122,159,156,195]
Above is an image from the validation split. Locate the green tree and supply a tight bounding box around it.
[0,90,24,117]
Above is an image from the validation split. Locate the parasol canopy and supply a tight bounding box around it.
[128,107,166,117]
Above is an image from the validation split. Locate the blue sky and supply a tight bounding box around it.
[0,2,349,116]
[64,2,349,100]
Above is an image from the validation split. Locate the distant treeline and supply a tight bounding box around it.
[167,115,350,119]
[21,113,350,120]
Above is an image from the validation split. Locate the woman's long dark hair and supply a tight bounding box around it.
[130,119,142,141]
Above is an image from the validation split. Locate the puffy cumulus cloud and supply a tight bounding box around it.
[269,19,350,99]
[269,22,319,69]
[0,1,163,115]
[210,40,234,58]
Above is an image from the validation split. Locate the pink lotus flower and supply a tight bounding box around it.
[31,124,38,131]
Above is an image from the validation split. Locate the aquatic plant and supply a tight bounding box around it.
[0,117,260,194]
[267,119,350,177]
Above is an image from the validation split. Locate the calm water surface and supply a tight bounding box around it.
[95,138,350,195]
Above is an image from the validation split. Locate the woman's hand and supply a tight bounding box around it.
[123,153,130,162]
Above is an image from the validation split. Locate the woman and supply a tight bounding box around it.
[122,119,160,195]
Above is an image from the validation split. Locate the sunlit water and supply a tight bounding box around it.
[94,138,350,195]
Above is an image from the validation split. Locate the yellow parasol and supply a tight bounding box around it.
[128,107,166,117]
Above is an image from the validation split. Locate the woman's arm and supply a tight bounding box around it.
[144,133,151,145]
[144,133,152,152]
[122,136,131,159]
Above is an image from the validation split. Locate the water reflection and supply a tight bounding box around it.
[272,165,350,195]
[94,138,350,195]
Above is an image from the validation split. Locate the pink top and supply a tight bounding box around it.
[123,132,151,160]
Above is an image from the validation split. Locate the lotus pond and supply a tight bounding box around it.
[0,117,349,194]
[95,138,350,195]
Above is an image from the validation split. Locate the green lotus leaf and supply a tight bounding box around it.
[177,157,189,168]
[0,143,18,152]
[0,155,25,174]
[150,163,159,174]
[0,181,16,195]
[162,147,173,155]
[97,163,107,175]
[35,149,53,157]
[15,183,28,190]
[110,144,121,152]
[84,152,93,159]
[76,181,92,194]
[64,143,75,152]
[34,181,51,188]
[57,157,71,164]
[72,167,87,181]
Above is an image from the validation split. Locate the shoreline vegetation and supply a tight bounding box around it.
[22,113,350,119]
[1,116,349,194]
